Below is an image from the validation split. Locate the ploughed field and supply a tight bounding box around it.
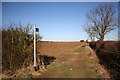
[36,42,109,78]
[2,42,109,78]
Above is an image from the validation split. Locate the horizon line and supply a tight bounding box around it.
[40,40,119,42]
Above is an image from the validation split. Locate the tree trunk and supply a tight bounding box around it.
[100,35,104,41]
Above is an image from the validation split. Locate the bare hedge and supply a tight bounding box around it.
[2,24,40,75]
[89,41,120,79]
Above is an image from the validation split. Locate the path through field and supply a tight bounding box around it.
[9,42,109,78]
[37,42,109,78]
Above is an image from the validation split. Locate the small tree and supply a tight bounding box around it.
[84,3,118,41]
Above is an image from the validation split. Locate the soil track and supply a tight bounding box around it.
[4,42,109,78]
[37,42,109,78]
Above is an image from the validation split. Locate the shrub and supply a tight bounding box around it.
[80,40,84,42]
[2,24,41,75]
[89,41,120,79]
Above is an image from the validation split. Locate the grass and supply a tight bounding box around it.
[40,43,105,78]
[4,42,108,78]
[74,47,85,53]
[16,75,23,78]
[88,53,92,56]
[73,46,103,78]
[81,44,86,48]
[27,74,33,78]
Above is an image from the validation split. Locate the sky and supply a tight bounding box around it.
[2,2,118,41]
[2,0,120,2]
[0,2,2,28]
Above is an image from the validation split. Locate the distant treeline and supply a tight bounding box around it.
[2,24,41,76]
[89,41,120,79]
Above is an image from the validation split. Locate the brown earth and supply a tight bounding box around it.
[37,42,109,78]
[2,42,110,78]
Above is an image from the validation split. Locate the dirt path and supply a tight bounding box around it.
[38,42,109,78]
[6,42,109,78]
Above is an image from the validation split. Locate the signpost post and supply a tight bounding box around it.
[34,25,37,71]
[34,25,39,71]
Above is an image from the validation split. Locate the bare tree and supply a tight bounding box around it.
[85,24,96,41]
[84,3,118,41]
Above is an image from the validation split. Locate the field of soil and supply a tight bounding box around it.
[2,42,110,78]
[37,42,109,78]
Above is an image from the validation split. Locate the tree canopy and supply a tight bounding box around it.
[84,3,118,41]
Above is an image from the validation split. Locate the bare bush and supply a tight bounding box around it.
[89,41,120,79]
[2,24,41,75]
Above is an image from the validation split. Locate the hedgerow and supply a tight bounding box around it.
[2,24,41,75]
[89,41,120,79]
